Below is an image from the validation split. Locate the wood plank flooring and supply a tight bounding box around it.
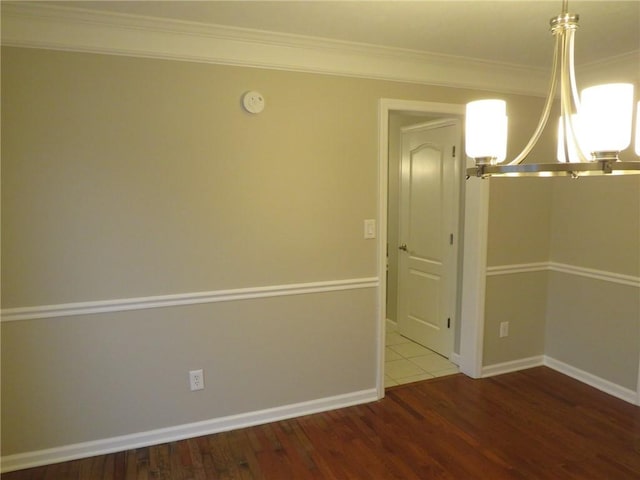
[4,367,640,479]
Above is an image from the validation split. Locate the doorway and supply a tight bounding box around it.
[386,115,462,387]
[377,99,488,397]
[396,119,460,356]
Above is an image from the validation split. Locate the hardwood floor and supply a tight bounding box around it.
[5,367,640,479]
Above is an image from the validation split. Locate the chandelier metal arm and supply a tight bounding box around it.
[472,160,640,178]
[506,34,561,165]
[560,27,590,163]
[566,28,581,111]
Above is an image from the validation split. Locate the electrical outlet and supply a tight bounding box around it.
[189,369,204,391]
[499,321,509,338]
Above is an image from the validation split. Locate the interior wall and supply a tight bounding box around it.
[483,177,554,365]
[481,104,557,366]
[1,46,551,457]
[2,48,382,305]
[3,44,637,462]
[483,271,548,365]
[482,139,640,392]
[2,290,378,454]
[486,178,554,268]
[545,175,640,390]
[481,82,639,379]
[548,176,640,277]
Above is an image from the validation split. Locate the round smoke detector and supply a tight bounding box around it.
[242,91,265,114]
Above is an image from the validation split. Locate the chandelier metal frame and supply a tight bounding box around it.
[468,1,640,178]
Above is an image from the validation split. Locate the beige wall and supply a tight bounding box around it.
[487,178,554,267]
[1,46,551,456]
[483,157,640,392]
[545,272,639,390]
[2,48,538,308]
[2,45,638,460]
[545,175,640,390]
[484,177,554,364]
[483,271,548,365]
[2,48,383,306]
[549,176,640,277]
[2,290,378,454]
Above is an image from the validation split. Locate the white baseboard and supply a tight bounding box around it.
[481,356,545,377]
[543,356,638,405]
[0,388,378,474]
[480,355,638,406]
[5,356,636,473]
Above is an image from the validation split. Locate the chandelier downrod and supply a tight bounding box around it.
[509,6,582,167]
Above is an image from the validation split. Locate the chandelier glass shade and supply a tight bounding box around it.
[580,83,635,155]
[466,1,640,178]
[465,99,508,164]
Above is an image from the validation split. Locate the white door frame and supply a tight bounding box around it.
[376,98,489,399]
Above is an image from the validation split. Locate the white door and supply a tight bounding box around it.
[397,119,461,357]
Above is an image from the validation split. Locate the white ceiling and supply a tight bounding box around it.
[47,0,639,70]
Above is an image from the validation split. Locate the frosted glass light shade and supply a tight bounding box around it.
[557,115,584,163]
[465,99,508,163]
[580,83,634,155]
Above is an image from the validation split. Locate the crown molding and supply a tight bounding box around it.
[576,51,640,88]
[2,3,636,96]
[1,2,551,95]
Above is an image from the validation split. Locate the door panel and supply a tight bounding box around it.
[397,119,460,357]
[409,145,442,261]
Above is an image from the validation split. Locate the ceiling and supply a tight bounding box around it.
[46,0,639,70]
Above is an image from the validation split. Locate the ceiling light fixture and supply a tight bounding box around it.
[466,0,640,178]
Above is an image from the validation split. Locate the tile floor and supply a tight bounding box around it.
[385,322,459,388]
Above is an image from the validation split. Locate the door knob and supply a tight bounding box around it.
[398,244,408,251]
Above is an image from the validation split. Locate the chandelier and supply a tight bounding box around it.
[466,1,640,177]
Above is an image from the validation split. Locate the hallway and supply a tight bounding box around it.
[385,322,459,388]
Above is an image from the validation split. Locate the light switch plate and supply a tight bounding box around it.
[364,219,376,239]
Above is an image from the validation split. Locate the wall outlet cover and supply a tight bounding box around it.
[189,369,204,391]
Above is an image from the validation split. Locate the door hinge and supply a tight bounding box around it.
[452,145,456,157]
[447,317,451,329]
[449,233,454,245]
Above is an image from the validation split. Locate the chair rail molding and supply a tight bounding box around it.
[1,277,379,322]
[486,262,640,288]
